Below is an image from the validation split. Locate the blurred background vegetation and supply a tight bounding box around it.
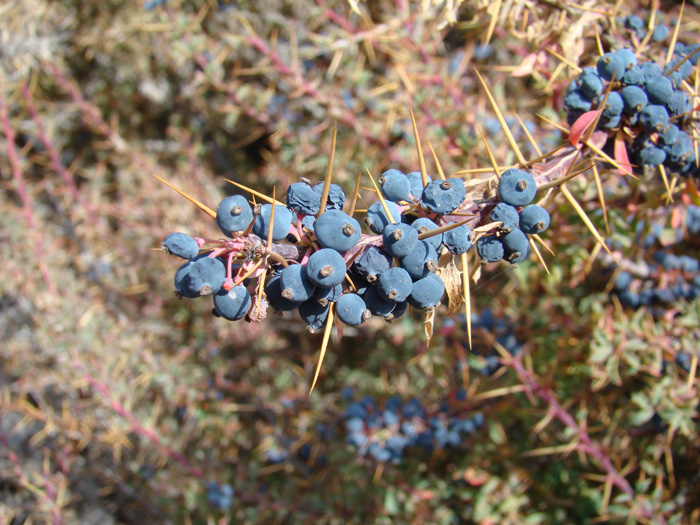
[0,0,698,522]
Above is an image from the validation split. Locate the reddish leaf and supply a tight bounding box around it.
[569,110,599,148]
[614,131,633,176]
[671,206,682,229]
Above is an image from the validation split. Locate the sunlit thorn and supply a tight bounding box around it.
[514,113,543,157]
[225,179,284,205]
[318,121,338,217]
[658,164,673,204]
[460,252,472,350]
[476,125,502,178]
[309,305,335,395]
[153,174,217,219]
[348,171,362,216]
[545,48,582,73]
[533,234,555,256]
[528,236,550,275]
[409,107,429,188]
[591,164,610,235]
[418,218,472,240]
[427,141,446,180]
[365,168,396,224]
[666,2,685,65]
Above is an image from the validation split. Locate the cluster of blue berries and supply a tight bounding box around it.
[205,482,234,510]
[476,168,549,264]
[343,393,484,462]
[564,39,698,177]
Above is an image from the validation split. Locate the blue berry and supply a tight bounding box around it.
[336,293,370,325]
[213,285,251,321]
[602,91,624,118]
[664,57,693,88]
[379,169,411,202]
[377,267,413,302]
[301,215,316,231]
[442,223,472,255]
[352,246,393,282]
[638,144,667,166]
[645,76,674,105]
[622,65,645,86]
[390,299,409,320]
[253,204,293,242]
[616,48,638,69]
[306,248,347,288]
[382,223,419,258]
[597,51,626,81]
[564,88,593,112]
[286,181,321,215]
[490,203,520,232]
[216,195,253,236]
[408,272,445,309]
[666,131,692,164]
[502,229,530,263]
[313,183,346,211]
[399,240,438,280]
[299,299,330,331]
[174,261,199,299]
[620,85,648,114]
[363,286,396,318]
[181,257,226,297]
[421,178,466,215]
[365,200,402,234]
[162,232,199,260]
[411,217,443,250]
[518,205,550,234]
[280,264,316,302]
[666,91,690,117]
[624,16,645,37]
[578,68,603,99]
[476,235,504,263]
[314,210,361,252]
[406,171,431,200]
[265,274,303,312]
[614,271,633,290]
[640,62,662,82]
[497,168,537,207]
[652,24,669,42]
[639,104,669,132]
[314,282,343,306]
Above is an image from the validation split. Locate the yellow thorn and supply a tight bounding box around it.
[514,113,542,157]
[153,174,217,219]
[348,171,362,216]
[418,218,472,240]
[536,113,569,133]
[224,179,284,205]
[233,258,265,287]
[528,236,550,275]
[687,355,698,394]
[484,0,502,46]
[309,305,335,394]
[476,125,502,178]
[560,183,618,263]
[594,24,605,58]
[666,2,685,65]
[474,68,527,165]
[461,252,472,350]
[409,107,429,188]
[533,233,555,256]
[317,121,338,216]
[582,72,618,145]
[545,48,582,73]
[427,141,446,180]
[454,165,517,175]
[583,140,635,178]
[266,187,277,247]
[658,164,673,204]
[591,164,610,235]
[365,168,397,224]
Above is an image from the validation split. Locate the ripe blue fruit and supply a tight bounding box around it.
[265,274,303,312]
[502,229,530,263]
[408,272,445,309]
[216,195,253,236]
[162,233,199,260]
[421,178,466,215]
[519,205,551,234]
[666,91,690,117]
[377,267,413,302]
[639,104,669,132]
[664,57,693,88]
[390,299,408,320]
[602,91,624,119]
[182,256,226,297]
[443,223,472,255]
[399,240,438,280]
[497,168,537,207]
[652,24,669,42]
[666,131,692,163]
[314,210,361,252]
[622,65,645,86]
[363,286,396,318]
[365,200,402,234]
[600,115,621,129]
[253,204,293,242]
[640,62,662,81]
[638,144,666,166]
[379,169,411,202]
[352,246,392,282]
[476,235,504,263]
[382,223,419,258]
[645,76,673,105]
[280,264,316,302]
[301,215,315,231]
[286,181,321,215]
[564,88,592,112]
[616,48,637,69]
[313,183,346,211]
[406,171,431,200]
[336,293,371,325]
[620,85,648,114]
[597,51,626,81]
[577,68,603,99]
[306,248,347,288]
[298,299,330,331]
[411,217,443,250]
[624,16,645,37]
[490,203,519,232]
[314,282,343,306]
[174,261,199,298]
[213,285,251,321]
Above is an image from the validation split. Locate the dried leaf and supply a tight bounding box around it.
[435,252,463,316]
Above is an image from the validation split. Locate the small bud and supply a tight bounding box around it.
[517,180,528,191]
[361,309,372,321]
[440,181,452,190]
[366,274,377,283]
[391,228,402,241]
[425,259,436,271]
[231,205,242,216]
[320,265,334,277]
[343,224,355,236]
[200,285,213,296]
[387,290,398,300]
[281,288,294,299]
